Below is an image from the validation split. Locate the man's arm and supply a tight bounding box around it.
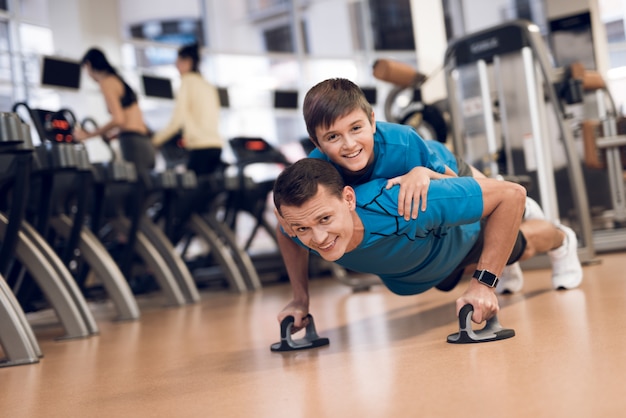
[275,224,311,332]
[456,178,526,323]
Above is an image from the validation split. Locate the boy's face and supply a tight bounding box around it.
[279,185,361,262]
[315,108,376,176]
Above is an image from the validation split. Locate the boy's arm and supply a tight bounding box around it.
[386,165,457,221]
[455,178,526,323]
[275,223,311,333]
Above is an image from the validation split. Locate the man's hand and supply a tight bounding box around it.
[455,278,499,324]
[385,166,433,220]
[278,300,310,334]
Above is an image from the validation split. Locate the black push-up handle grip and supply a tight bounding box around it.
[447,304,515,344]
[270,314,330,352]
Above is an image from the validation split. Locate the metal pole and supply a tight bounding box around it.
[494,55,513,175]
[522,46,559,222]
[477,59,499,177]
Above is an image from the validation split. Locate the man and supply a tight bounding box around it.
[273,158,582,331]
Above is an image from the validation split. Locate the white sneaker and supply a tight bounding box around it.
[524,196,545,221]
[549,225,583,290]
[497,262,524,294]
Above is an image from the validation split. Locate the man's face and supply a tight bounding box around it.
[280,185,359,262]
[315,108,376,176]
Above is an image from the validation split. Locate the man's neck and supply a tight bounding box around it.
[347,211,364,252]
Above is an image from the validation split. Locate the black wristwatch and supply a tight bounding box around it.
[473,269,499,288]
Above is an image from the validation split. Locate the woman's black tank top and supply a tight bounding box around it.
[117,76,137,108]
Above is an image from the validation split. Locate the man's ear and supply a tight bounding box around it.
[343,186,357,210]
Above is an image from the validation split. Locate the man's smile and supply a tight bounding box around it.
[317,237,337,251]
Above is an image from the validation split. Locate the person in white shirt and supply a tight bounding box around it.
[152,43,224,175]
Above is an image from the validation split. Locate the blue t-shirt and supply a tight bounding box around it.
[309,121,452,185]
[426,139,459,174]
[296,177,484,295]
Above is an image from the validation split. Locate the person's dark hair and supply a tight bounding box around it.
[303,78,373,146]
[273,158,345,216]
[178,42,200,73]
[81,47,117,75]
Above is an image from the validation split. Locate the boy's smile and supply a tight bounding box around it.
[315,109,376,176]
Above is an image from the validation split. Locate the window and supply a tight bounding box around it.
[263,24,294,52]
[130,19,204,46]
[141,75,174,99]
[368,0,415,50]
[606,19,626,43]
[40,56,81,90]
[0,20,8,52]
[247,0,289,15]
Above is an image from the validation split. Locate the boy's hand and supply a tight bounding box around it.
[386,166,432,220]
[278,300,310,333]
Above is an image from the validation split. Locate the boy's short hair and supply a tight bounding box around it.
[273,158,346,215]
[303,78,373,146]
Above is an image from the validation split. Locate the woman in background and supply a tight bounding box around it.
[152,43,224,175]
[75,47,155,278]
[75,47,155,172]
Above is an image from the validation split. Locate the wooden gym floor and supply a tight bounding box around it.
[1,251,626,418]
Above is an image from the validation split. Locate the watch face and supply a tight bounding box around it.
[474,270,498,287]
[482,276,498,287]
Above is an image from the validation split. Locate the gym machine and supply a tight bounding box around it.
[0,112,41,366]
[1,109,98,340]
[444,20,597,263]
[11,104,143,318]
[573,63,626,252]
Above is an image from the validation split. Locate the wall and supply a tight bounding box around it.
[204,1,264,53]
[306,1,354,56]
[46,0,123,160]
[410,0,448,102]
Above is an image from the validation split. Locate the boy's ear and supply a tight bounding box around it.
[370,111,376,132]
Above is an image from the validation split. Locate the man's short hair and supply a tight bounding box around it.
[303,78,373,146]
[273,158,345,215]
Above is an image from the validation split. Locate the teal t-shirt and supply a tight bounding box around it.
[297,176,483,295]
[309,121,452,185]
